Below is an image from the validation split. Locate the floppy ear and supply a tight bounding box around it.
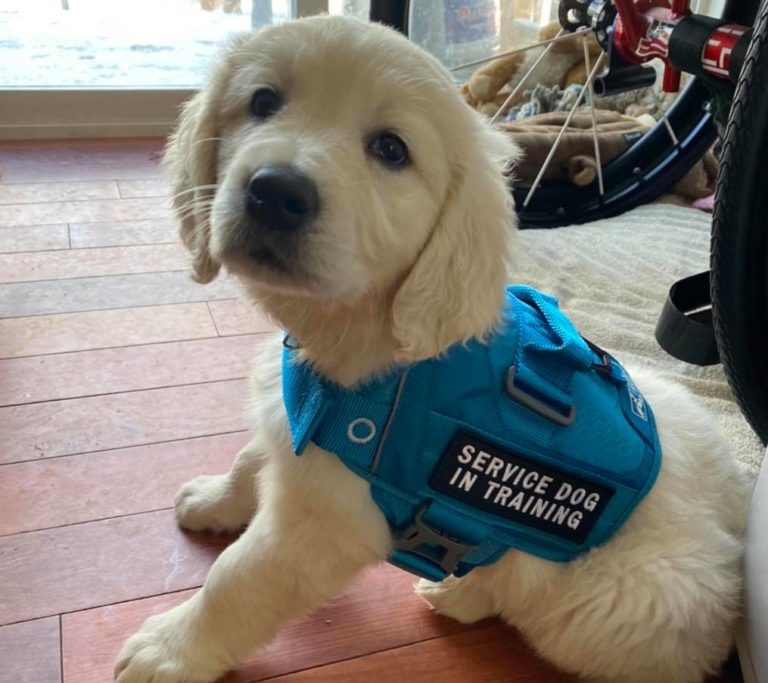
[164,82,221,283]
[391,124,519,362]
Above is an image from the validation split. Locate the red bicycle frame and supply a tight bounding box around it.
[611,0,751,92]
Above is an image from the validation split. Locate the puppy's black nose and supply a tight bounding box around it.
[245,165,319,231]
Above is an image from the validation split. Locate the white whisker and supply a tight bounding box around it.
[191,137,224,147]
[172,185,219,202]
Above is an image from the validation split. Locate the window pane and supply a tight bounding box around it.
[2,0,368,89]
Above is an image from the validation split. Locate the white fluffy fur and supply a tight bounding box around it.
[116,16,747,683]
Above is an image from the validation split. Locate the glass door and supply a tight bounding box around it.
[1,0,370,139]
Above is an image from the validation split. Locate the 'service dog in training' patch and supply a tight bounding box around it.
[431,431,614,544]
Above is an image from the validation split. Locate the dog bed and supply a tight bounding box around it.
[514,202,764,478]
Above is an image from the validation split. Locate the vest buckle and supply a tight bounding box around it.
[582,337,613,376]
[391,505,478,578]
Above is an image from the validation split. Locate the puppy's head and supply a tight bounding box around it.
[166,15,519,361]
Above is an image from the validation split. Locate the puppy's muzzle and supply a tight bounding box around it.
[245,165,319,232]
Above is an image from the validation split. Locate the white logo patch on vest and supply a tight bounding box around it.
[430,432,614,544]
[626,380,648,422]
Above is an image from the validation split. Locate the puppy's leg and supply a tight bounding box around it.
[415,573,497,623]
[175,439,263,533]
[116,449,391,683]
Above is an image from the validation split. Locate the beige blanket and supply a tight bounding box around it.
[514,203,764,478]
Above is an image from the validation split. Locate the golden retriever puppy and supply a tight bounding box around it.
[115,15,747,683]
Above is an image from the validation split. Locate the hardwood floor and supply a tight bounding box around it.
[0,140,740,682]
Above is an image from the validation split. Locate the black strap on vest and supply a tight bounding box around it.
[654,271,720,366]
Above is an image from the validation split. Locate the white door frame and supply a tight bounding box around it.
[0,89,195,140]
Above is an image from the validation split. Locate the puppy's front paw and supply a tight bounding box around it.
[174,474,254,533]
[414,576,495,624]
[115,604,222,683]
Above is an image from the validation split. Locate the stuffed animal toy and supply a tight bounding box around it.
[499,107,718,201]
[462,20,603,117]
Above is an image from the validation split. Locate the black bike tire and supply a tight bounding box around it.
[369,0,758,228]
[711,0,768,445]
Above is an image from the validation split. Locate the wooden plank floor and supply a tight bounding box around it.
[0,140,740,683]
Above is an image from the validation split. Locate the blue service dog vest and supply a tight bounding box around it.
[283,286,661,581]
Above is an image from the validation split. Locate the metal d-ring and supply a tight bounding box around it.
[282,334,302,350]
[347,418,376,444]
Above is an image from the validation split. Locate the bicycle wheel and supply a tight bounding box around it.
[370,0,760,228]
[711,0,768,445]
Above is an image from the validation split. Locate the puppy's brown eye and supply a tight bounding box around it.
[368,133,409,168]
[250,88,282,120]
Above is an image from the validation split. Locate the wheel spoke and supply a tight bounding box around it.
[582,35,605,196]
[450,27,591,73]
[663,116,680,146]
[523,52,607,208]
[490,29,565,124]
